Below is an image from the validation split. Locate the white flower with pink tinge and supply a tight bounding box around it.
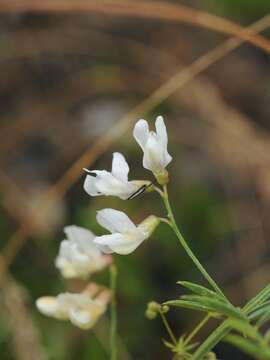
[36,283,111,330]
[55,225,111,279]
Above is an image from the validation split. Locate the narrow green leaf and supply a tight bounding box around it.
[249,303,270,321]
[257,309,270,328]
[224,335,270,360]
[244,284,270,314]
[180,295,246,321]
[177,281,227,302]
[249,300,270,314]
[165,299,213,314]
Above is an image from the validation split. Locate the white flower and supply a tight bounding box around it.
[36,283,111,330]
[133,116,172,183]
[83,152,150,200]
[55,225,111,279]
[94,208,159,255]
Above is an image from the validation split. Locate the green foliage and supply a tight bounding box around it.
[224,334,270,359]
[167,281,246,321]
[164,280,270,359]
[205,0,270,22]
[244,284,270,314]
[163,336,199,360]
[177,281,226,302]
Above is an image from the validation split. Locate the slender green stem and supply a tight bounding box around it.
[184,314,211,346]
[159,310,178,346]
[192,321,230,360]
[162,184,226,300]
[110,264,117,360]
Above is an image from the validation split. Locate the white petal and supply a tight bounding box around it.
[55,260,78,278]
[69,308,93,329]
[64,225,90,242]
[155,116,168,148]
[94,233,144,255]
[143,134,164,172]
[83,175,101,196]
[57,240,73,260]
[95,243,114,254]
[36,297,60,318]
[111,152,129,182]
[96,209,136,233]
[162,150,172,168]
[133,119,149,150]
[94,233,124,246]
[64,225,96,251]
[93,172,134,199]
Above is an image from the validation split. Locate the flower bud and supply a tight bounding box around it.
[145,309,157,319]
[148,301,161,312]
[145,301,161,319]
[204,352,217,360]
[161,304,170,313]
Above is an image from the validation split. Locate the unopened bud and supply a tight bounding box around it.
[145,309,157,319]
[161,305,169,313]
[204,352,216,360]
[145,301,161,319]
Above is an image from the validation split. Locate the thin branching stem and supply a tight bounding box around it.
[159,310,178,346]
[184,314,211,346]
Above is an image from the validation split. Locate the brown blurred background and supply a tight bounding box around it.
[0,0,270,359]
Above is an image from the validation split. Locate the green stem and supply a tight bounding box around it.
[192,321,230,360]
[162,185,226,300]
[159,310,178,346]
[110,264,117,360]
[184,314,211,346]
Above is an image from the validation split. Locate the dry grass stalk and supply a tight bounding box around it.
[0,0,269,53]
[0,270,47,360]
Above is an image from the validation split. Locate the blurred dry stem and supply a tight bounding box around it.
[0,265,47,360]
[0,0,270,53]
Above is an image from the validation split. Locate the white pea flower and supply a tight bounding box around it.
[36,283,111,330]
[94,208,160,255]
[55,225,111,279]
[83,152,151,200]
[133,116,172,184]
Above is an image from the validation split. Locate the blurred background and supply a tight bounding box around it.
[0,0,270,359]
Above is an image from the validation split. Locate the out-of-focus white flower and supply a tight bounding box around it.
[55,226,111,279]
[133,116,172,184]
[94,209,159,255]
[36,283,111,330]
[83,152,151,200]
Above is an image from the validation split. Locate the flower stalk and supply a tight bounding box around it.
[110,264,118,360]
[161,184,226,300]
[184,314,211,346]
[159,310,178,346]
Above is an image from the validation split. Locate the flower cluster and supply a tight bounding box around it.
[36,116,172,330]
[37,283,111,330]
